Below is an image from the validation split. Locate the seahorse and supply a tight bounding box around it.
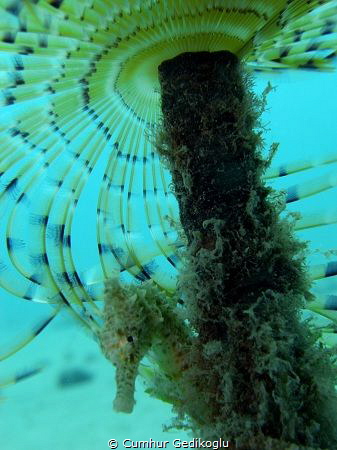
[99,277,190,413]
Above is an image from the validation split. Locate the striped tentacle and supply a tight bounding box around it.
[284,170,337,204]
[96,137,182,291]
[24,112,107,330]
[243,0,337,70]
[141,152,182,290]
[264,157,337,230]
[122,115,180,290]
[1,112,72,287]
[0,365,45,398]
[0,307,59,362]
[306,261,337,325]
[265,151,337,180]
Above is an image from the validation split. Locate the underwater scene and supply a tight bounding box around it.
[1,1,337,449]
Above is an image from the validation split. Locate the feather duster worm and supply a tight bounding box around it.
[1,1,337,448]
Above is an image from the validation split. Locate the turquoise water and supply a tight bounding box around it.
[1,65,337,449]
